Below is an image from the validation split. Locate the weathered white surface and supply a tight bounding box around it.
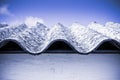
[88,22,120,42]
[0,22,120,54]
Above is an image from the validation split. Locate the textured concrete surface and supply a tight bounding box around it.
[0,53,120,80]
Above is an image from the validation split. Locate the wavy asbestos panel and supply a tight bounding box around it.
[88,22,120,42]
[0,22,120,54]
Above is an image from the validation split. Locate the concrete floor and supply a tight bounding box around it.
[0,53,120,80]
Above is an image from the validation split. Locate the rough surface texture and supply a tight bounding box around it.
[0,22,120,54]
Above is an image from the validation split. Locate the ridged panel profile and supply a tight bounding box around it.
[0,22,120,54]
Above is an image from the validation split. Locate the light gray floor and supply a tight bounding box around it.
[0,53,120,80]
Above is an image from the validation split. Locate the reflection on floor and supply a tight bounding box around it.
[0,53,120,80]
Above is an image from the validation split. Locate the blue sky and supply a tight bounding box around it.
[0,0,120,26]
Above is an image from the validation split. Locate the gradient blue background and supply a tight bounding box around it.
[0,0,120,26]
